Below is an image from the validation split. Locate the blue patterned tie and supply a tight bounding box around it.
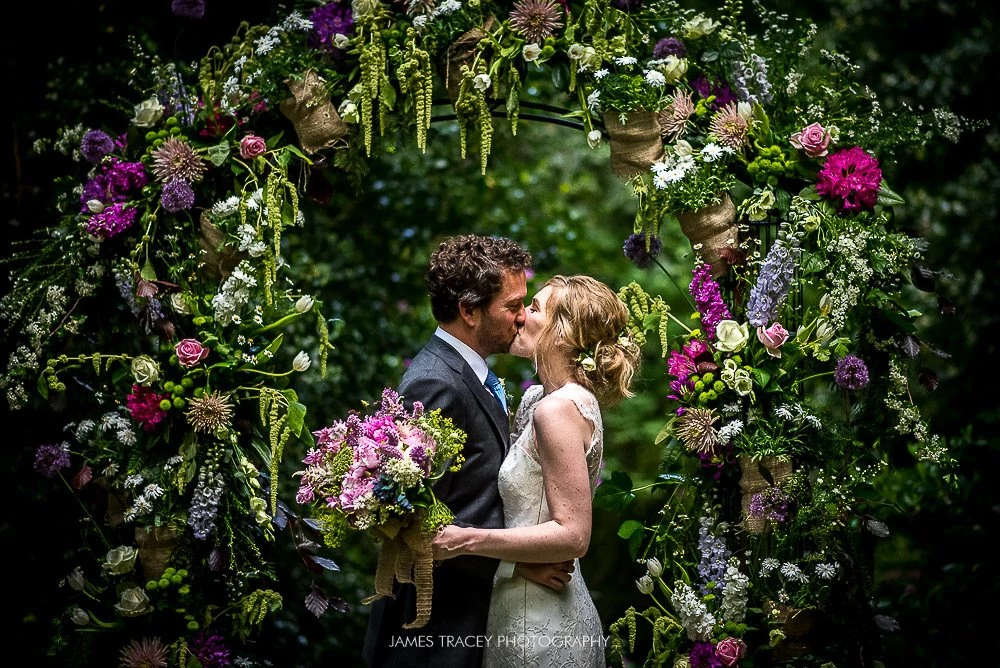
[484,369,507,412]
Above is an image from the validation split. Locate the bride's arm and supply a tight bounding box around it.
[432,395,594,563]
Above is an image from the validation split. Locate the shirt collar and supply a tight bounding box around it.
[434,327,489,383]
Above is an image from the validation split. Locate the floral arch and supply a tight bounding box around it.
[2,0,969,666]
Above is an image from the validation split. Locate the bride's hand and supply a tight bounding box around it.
[431,525,467,561]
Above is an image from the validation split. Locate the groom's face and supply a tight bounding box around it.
[475,269,527,356]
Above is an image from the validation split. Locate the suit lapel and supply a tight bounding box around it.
[425,337,511,451]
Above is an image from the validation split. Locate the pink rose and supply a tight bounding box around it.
[789,122,832,158]
[239,134,267,159]
[757,322,789,358]
[174,338,210,367]
[715,637,747,666]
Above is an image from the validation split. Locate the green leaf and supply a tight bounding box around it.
[617,519,644,540]
[139,258,158,281]
[36,371,49,399]
[286,401,306,437]
[206,141,230,167]
[877,179,906,207]
[654,419,674,444]
[751,366,771,389]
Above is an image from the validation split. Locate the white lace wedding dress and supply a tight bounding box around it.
[484,383,606,668]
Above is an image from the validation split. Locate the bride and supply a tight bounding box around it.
[432,274,641,667]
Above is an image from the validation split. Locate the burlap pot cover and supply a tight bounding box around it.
[738,455,793,534]
[603,110,665,178]
[279,69,348,154]
[135,525,183,581]
[676,192,738,277]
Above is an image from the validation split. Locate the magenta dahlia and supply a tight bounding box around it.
[816,146,883,214]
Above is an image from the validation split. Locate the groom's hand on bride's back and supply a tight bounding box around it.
[516,561,575,591]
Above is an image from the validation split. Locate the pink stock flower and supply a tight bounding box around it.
[715,637,747,666]
[789,121,832,158]
[175,338,210,367]
[757,322,789,357]
[239,134,267,159]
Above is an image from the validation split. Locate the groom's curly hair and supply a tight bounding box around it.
[426,234,532,323]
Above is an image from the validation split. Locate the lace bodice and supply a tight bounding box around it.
[484,383,606,668]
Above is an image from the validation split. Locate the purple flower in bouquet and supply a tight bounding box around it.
[189,631,231,668]
[690,75,737,111]
[33,442,71,478]
[161,178,196,213]
[816,146,883,214]
[623,232,661,268]
[80,158,148,210]
[745,236,799,328]
[80,129,115,164]
[126,383,170,431]
[309,1,355,55]
[689,639,724,668]
[690,263,731,340]
[653,36,686,59]
[834,354,870,390]
[748,486,790,523]
[85,203,138,239]
[667,339,711,399]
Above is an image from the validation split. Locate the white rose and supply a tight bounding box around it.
[170,292,190,314]
[714,320,750,353]
[351,0,379,17]
[682,15,719,39]
[103,546,138,575]
[115,586,151,616]
[132,97,165,128]
[656,55,688,84]
[130,356,160,386]
[567,43,586,60]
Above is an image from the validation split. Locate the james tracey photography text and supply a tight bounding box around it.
[388,634,610,649]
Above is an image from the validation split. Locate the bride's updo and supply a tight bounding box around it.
[537,275,641,406]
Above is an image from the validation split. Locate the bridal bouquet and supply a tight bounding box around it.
[294,387,466,627]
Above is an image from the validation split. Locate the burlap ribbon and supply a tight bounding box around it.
[279,69,348,154]
[134,525,183,581]
[362,519,435,629]
[676,192,738,277]
[738,455,793,534]
[603,111,665,178]
[198,212,245,281]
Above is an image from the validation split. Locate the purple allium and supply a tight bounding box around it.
[689,640,724,668]
[171,0,205,19]
[85,203,138,239]
[309,1,355,55]
[689,263,731,340]
[690,75,738,111]
[834,354,870,391]
[816,146,883,214]
[33,443,71,478]
[623,232,661,268]
[80,158,148,210]
[160,178,196,213]
[189,631,232,668]
[80,129,115,164]
[653,36,686,59]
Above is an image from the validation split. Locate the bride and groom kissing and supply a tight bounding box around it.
[363,234,641,668]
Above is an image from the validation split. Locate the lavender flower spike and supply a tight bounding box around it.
[745,222,803,328]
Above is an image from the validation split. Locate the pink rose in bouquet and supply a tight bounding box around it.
[715,636,747,666]
[789,121,832,158]
[756,322,789,358]
[175,338,210,367]
[239,134,267,159]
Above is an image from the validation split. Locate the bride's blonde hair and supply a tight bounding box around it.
[536,275,641,406]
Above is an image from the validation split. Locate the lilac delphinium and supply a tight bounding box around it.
[34,443,71,478]
[623,232,662,268]
[745,223,803,328]
[80,129,115,164]
[834,354,870,390]
[161,178,196,213]
[696,516,730,594]
[309,1,355,55]
[171,0,205,19]
[690,263,731,340]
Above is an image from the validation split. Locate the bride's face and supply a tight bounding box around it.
[510,285,552,359]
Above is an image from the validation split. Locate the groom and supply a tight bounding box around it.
[362,234,572,667]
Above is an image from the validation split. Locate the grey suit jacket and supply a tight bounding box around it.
[362,335,510,667]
